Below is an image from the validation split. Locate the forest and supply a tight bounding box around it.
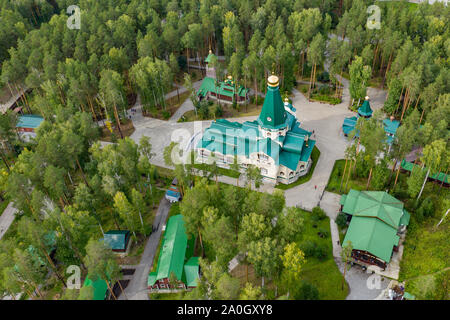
[0,0,448,300]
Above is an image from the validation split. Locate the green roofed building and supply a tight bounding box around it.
[83,275,109,300]
[196,75,316,184]
[16,114,44,142]
[340,189,410,269]
[197,50,249,104]
[148,215,199,290]
[101,230,131,253]
[342,97,400,146]
[400,159,449,185]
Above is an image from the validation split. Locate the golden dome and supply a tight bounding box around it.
[284,97,289,102]
[268,75,279,87]
[227,75,233,80]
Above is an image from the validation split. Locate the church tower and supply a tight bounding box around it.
[257,75,288,140]
[205,50,216,79]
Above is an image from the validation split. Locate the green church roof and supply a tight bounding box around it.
[358,98,373,117]
[257,76,287,129]
[197,77,248,98]
[343,216,399,263]
[205,51,216,63]
[341,190,410,263]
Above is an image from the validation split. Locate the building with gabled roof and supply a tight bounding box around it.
[340,189,410,269]
[342,97,400,146]
[16,114,44,142]
[197,50,249,104]
[101,230,131,253]
[148,214,199,291]
[196,75,316,184]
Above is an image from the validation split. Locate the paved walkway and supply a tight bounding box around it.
[118,198,172,300]
[0,202,17,240]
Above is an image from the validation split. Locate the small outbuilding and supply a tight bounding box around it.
[16,115,44,141]
[101,230,131,253]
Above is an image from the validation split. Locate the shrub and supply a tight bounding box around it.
[416,196,435,219]
[312,207,326,221]
[336,212,348,229]
[162,110,171,119]
[293,280,320,300]
[318,84,331,95]
[214,104,223,117]
[318,228,329,238]
[317,71,330,83]
[299,240,316,257]
[314,243,328,260]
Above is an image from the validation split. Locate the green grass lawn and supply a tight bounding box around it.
[275,146,320,190]
[296,84,342,105]
[325,159,367,194]
[399,214,450,299]
[294,209,348,300]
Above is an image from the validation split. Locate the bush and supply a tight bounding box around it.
[214,104,223,117]
[299,240,327,260]
[299,240,316,257]
[318,228,329,238]
[197,100,210,119]
[336,212,348,229]
[314,243,328,260]
[312,207,326,221]
[317,71,330,83]
[318,84,331,95]
[162,110,171,119]
[416,196,435,220]
[293,280,320,300]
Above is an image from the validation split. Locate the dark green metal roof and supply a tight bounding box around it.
[341,189,410,263]
[17,115,44,129]
[197,77,249,98]
[155,215,188,282]
[257,83,287,129]
[102,230,130,250]
[358,99,373,117]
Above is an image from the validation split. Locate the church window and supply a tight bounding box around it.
[261,168,268,175]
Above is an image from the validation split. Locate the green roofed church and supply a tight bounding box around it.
[340,189,410,270]
[197,50,249,104]
[148,215,199,291]
[196,74,316,184]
